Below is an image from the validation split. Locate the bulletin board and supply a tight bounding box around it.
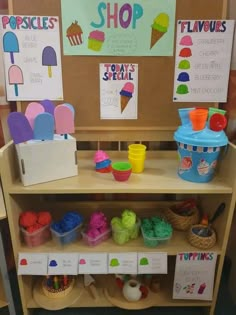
[9,0,227,140]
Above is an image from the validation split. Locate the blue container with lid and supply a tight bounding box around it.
[174,123,228,183]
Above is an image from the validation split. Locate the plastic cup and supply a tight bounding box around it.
[208,107,226,121]
[128,152,146,159]
[178,108,195,125]
[189,109,208,131]
[128,156,145,173]
[128,144,146,154]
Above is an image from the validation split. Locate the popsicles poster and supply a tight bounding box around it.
[173,252,217,300]
[61,0,176,56]
[0,15,63,101]
[173,20,235,102]
[100,63,138,119]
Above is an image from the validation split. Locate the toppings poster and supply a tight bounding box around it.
[61,0,176,56]
[0,15,63,101]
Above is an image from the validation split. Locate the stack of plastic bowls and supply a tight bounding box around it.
[94,150,112,173]
[128,144,147,173]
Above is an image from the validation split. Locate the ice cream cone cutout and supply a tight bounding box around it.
[150,13,169,49]
[120,82,134,113]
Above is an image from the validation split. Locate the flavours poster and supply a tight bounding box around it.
[0,15,63,101]
[100,63,138,119]
[61,0,176,56]
[173,252,217,300]
[173,20,235,102]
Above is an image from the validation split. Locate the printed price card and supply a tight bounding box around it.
[48,253,79,275]
[173,252,217,300]
[78,253,108,274]
[138,252,168,274]
[18,253,48,275]
[108,252,137,274]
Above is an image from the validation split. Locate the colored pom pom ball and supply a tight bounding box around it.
[19,211,37,228]
[37,211,52,226]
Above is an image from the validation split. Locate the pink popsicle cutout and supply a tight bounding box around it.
[25,102,45,129]
[8,65,24,96]
[54,105,74,137]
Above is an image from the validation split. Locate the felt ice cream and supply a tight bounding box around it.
[150,13,169,49]
[66,21,83,46]
[88,30,105,51]
[94,150,111,173]
[119,82,134,113]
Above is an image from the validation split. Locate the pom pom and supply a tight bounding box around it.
[37,211,52,226]
[19,211,37,228]
[26,223,43,233]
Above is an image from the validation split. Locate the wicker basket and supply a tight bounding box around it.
[164,205,199,231]
[187,224,216,249]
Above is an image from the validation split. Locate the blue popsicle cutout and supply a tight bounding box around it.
[33,113,54,140]
[3,32,19,64]
[7,112,33,144]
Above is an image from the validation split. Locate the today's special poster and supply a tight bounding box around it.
[173,20,235,102]
[173,252,217,301]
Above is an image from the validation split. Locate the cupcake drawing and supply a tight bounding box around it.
[88,30,105,51]
[66,21,83,46]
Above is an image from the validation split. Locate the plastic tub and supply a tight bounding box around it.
[21,224,51,247]
[174,117,228,183]
[141,226,172,248]
[81,227,111,246]
[50,223,82,246]
[112,219,140,245]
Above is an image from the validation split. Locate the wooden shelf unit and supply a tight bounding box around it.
[0,141,236,315]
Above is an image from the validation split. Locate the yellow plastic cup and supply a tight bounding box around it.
[128,152,146,159]
[128,156,145,173]
[128,144,146,154]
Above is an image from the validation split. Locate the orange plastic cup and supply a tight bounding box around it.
[189,109,208,131]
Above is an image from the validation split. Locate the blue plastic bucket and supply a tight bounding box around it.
[174,123,228,183]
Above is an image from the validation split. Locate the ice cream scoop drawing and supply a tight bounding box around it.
[42,46,57,78]
[150,13,169,49]
[3,31,19,64]
[119,82,134,113]
[8,65,24,96]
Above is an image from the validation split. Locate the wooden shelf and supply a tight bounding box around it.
[7,151,232,194]
[0,300,8,308]
[27,274,212,309]
[18,230,222,255]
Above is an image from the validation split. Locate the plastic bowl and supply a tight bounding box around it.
[112,170,132,181]
[112,161,132,171]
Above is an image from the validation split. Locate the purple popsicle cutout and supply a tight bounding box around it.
[40,99,55,116]
[54,105,74,139]
[3,31,19,64]
[34,113,54,140]
[25,102,45,129]
[42,46,57,78]
[8,65,24,97]
[7,112,33,144]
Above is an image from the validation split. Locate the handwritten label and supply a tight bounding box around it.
[48,253,79,275]
[108,252,137,274]
[78,253,108,274]
[18,253,48,275]
[138,252,168,274]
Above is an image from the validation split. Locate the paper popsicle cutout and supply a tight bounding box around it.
[54,105,74,139]
[40,99,55,116]
[8,65,24,96]
[7,112,33,144]
[34,113,54,140]
[3,31,19,64]
[64,103,75,117]
[42,46,57,78]
[25,102,45,129]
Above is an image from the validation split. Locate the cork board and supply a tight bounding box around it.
[10,0,227,135]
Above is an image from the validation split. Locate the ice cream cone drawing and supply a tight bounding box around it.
[150,13,169,49]
[67,21,83,46]
[119,82,134,113]
[8,65,24,97]
[42,46,57,78]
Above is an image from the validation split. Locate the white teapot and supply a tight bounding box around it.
[122,279,142,302]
